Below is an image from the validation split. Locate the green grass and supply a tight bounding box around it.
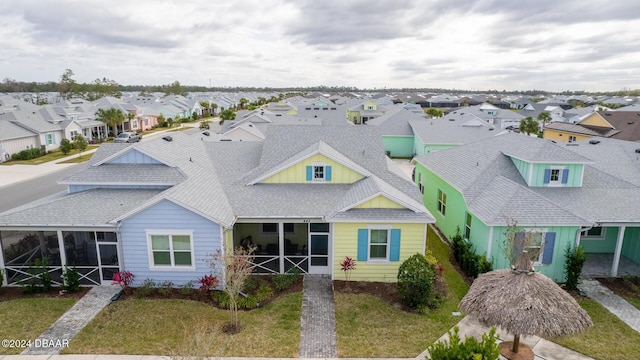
[554,298,640,360]
[334,225,469,357]
[57,153,95,163]
[625,297,640,311]
[0,298,77,355]
[1,146,99,165]
[64,293,302,357]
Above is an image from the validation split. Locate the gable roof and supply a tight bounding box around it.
[414,133,640,225]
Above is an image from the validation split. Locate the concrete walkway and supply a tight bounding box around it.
[21,285,122,355]
[298,275,337,358]
[579,279,640,333]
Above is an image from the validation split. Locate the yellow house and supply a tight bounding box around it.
[543,112,619,143]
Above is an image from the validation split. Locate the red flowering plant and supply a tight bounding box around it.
[340,256,357,281]
[198,274,219,292]
[112,270,134,289]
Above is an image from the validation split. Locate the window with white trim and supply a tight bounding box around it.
[369,228,389,260]
[526,231,544,264]
[437,189,446,216]
[581,227,605,239]
[148,232,194,269]
[313,165,325,180]
[568,135,576,143]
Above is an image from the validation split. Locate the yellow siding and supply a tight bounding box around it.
[261,154,364,184]
[354,195,405,209]
[542,129,592,143]
[363,101,377,110]
[286,109,298,115]
[579,113,613,128]
[333,222,426,282]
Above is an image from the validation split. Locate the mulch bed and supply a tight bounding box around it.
[0,286,90,302]
[595,277,640,300]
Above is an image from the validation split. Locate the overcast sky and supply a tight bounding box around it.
[2,0,640,91]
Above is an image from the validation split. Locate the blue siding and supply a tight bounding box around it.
[109,149,163,164]
[69,184,170,193]
[119,199,221,286]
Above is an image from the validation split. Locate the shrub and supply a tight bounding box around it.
[59,138,73,155]
[197,274,218,292]
[237,294,259,309]
[564,244,586,291]
[255,283,274,302]
[134,278,156,298]
[112,270,135,289]
[273,273,297,291]
[427,326,500,360]
[62,266,80,293]
[36,257,52,292]
[397,253,438,309]
[242,275,262,293]
[14,148,43,160]
[179,281,195,296]
[340,256,356,281]
[451,227,492,278]
[158,281,174,296]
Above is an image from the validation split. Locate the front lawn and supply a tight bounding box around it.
[1,146,99,165]
[334,226,469,357]
[64,293,302,357]
[0,298,77,355]
[554,298,640,360]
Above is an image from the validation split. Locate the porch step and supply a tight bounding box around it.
[22,285,122,355]
[299,275,337,358]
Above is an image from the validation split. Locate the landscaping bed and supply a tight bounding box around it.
[0,286,90,302]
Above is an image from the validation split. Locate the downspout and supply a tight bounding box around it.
[575,225,593,248]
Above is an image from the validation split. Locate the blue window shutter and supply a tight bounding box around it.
[513,232,525,260]
[542,232,556,264]
[390,229,401,261]
[543,169,551,184]
[306,166,312,181]
[357,229,368,261]
[561,169,569,184]
[326,166,332,181]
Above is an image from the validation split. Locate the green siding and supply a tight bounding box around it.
[580,227,618,253]
[382,136,414,158]
[511,157,531,185]
[530,163,584,187]
[468,218,491,256]
[489,225,580,282]
[622,227,640,262]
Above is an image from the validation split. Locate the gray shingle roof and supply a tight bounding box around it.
[415,133,640,225]
[0,189,162,227]
[59,164,185,186]
[0,120,36,140]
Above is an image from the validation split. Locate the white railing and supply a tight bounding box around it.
[4,265,63,286]
[243,255,309,274]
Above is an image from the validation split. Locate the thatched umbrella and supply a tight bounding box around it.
[459,253,592,360]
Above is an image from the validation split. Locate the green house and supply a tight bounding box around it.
[414,134,640,282]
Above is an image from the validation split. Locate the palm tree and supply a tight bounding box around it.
[95,108,125,136]
[211,103,218,116]
[519,116,540,136]
[239,98,248,110]
[537,112,552,127]
[219,109,236,126]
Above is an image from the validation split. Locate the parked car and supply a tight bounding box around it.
[114,132,142,143]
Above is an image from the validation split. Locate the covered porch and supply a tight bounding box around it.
[579,224,640,278]
[232,221,331,275]
[0,229,121,287]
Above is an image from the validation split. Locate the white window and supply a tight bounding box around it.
[548,167,564,186]
[437,189,446,216]
[581,227,605,239]
[147,232,194,269]
[369,227,390,260]
[45,133,56,145]
[464,213,472,240]
[518,228,548,265]
[568,135,576,143]
[313,165,325,180]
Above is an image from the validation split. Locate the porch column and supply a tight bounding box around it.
[56,230,67,267]
[611,226,625,277]
[278,222,285,274]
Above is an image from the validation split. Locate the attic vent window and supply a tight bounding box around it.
[588,139,600,145]
[162,136,173,142]
[627,121,635,125]
[635,149,640,153]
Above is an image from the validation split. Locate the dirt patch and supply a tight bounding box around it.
[0,286,90,302]
[595,277,640,300]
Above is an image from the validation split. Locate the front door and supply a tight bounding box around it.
[96,232,120,285]
[309,223,331,274]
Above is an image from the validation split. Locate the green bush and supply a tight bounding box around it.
[62,266,80,293]
[134,278,156,298]
[157,281,174,296]
[255,283,274,302]
[564,244,586,291]
[14,148,43,160]
[237,294,259,309]
[451,227,492,278]
[59,138,73,155]
[397,253,438,309]
[179,281,195,296]
[272,268,300,291]
[427,326,500,360]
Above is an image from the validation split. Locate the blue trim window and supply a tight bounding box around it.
[306,163,332,182]
[517,230,556,265]
[357,227,400,262]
